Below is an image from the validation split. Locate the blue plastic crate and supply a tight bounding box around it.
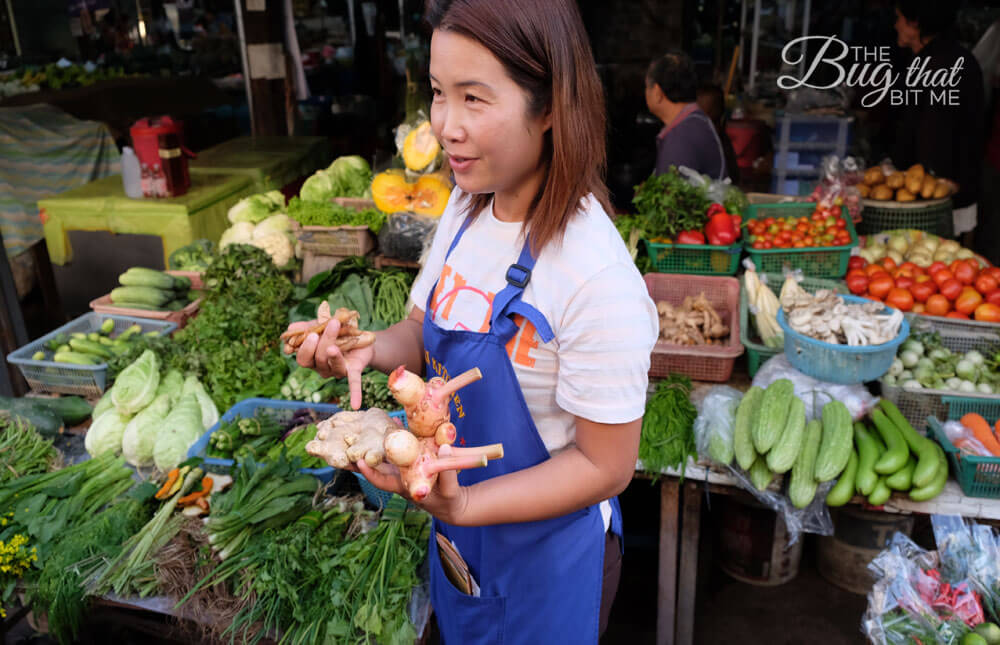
[187,398,407,484]
[776,294,910,384]
[6,313,177,396]
[353,472,405,509]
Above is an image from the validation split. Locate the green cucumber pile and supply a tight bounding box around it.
[109,267,198,312]
[32,319,163,366]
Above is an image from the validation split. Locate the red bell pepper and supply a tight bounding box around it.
[707,203,727,217]
[676,230,706,245]
[705,212,738,245]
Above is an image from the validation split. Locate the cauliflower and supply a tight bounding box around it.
[252,213,292,241]
[252,232,294,267]
[227,191,285,224]
[219,221,255,248]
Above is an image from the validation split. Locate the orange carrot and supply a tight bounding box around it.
[177,476,214,506]
[994,419,1000,444]
[154,468,180,500]
[960,413,1000,456]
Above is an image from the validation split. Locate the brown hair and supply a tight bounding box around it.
[424,0,612,255]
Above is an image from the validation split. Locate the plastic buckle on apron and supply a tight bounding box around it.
[505,264,531,288]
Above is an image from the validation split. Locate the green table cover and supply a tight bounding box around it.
[39,173,256,266]
[188,135,331,191]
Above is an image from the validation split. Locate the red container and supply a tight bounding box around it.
[130,116,184,168]
[726,119,768,172]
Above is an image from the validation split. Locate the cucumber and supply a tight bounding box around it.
[108,300,164,311]
[116,324,143,342]
[31,351,45,361]
[748,457,774,491]
[815,400,854,482]
[766,397,806,474]
[110,285,172,307]
[39,395,93,425]
[733,386,763,470]
[886,457,916,491]
[826,449,859,507]
[87,332,101,342]
[854,422,884,496]
[171,274,192,290]
[872,408,909,475]
[100,318,115,335]
[119,267,177,290]
[69,337,113,359]
[789,419,822,508]
[0,397,64,437]
[878,400,940,488]
[752,379,794,454]
[54,351,103,365]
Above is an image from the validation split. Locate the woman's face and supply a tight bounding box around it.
[894,9,921,51]
[429,30,550,198]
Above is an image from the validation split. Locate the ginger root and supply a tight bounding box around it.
[281,302,376,354]
[305,408,402,469]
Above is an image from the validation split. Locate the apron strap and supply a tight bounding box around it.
[489,238,554,345]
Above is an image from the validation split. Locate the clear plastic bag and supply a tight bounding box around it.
[724,463,835,546]
[693,386,741,465]
[377,212,438,263]
[752,353,879,421]
[675,166,749,214]
[805,154,863,221]
[942,420,993,457]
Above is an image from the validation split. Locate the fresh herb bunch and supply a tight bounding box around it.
[170,245,294,409]
[0,416,59,485]
[632,168,711,238]
[288,197,387,233]
[639,374,698,479]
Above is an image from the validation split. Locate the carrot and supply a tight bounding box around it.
[960,413,1000,456]
[177,476,214,506]
[154,468,180,500]
[994,419,1000,444]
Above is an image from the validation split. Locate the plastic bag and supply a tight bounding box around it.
[805,154,863,222]
[393,109,444,174]
[378,212,438,263]
[693,386,741,465]
[675,166,749,215]
[942,420,993,457]
[752,353,879,421]
[724,463,835,546]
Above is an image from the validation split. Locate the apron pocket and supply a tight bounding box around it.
[430,536,506,645]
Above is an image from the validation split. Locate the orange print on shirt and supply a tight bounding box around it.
[430,263,496,332]
[505,315,539,367]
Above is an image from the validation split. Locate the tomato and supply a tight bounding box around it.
[846,273,869,295]
[912,302,926,314]
[895,275,915,290]
[881,257,898,271]
[955,287,984,315]
[804,236,815,246]
[947,311,970,319]
[949,259,966,274]
[954,261,978,285]
[835,218,847,228]
[932,269,955,287]
[910,281,936,303]
[985,266,1000,283]
[763,241,773,249]
[793,241,806,248]
[886,288,914,312]
[763,217,775,226]
[988,290,1000,307]
[925,294,951,316]
[752,241,765,249]
[868,274,895,300]
[928,261,948,275]
[865,264,889,279]
[940,278,964,301]
[914,274,934,284]
[975,303,1000,323]
[975,274,999,295]
[848,255,866,270]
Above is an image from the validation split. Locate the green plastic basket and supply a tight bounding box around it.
[739,272,846,377]
[642,239,742,276]
[926,396,1000,499]
[858,198,953,237]
[743,203,858,278]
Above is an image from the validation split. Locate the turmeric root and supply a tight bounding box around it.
[305,408,402,468]
[282,302,376,354]
[387,365,482,439]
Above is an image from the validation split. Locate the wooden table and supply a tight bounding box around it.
[645,459,1000,645]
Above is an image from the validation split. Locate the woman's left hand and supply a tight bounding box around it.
[355,444,471,525]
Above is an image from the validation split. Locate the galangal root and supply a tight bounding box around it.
[281,301,376,354]
[385,366,503,501]
[657,292,729,345]
[305,408,402,469]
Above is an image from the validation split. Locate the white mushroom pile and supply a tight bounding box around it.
[781,282,904,347]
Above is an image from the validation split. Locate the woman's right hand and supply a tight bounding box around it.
[283,318,374,410]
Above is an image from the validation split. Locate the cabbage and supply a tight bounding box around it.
[121,393,171,467]
[252,213,292,241]
[299,170,336,203]
[153,393,204,471]
[327,155,372,198]
[112,350,160,416]
[181,375,220,430]
[155,369,185,406]
[85,409,131,457]
[93,386,116,419]
[227,191,286,224]
[219,221,255,249]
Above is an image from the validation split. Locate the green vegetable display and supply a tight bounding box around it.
[639,374,697,478]
[0,416,59,485]
[631,167,712,238]
[287,197,387,233]
[168,239,215,272]
[299,155,373,202]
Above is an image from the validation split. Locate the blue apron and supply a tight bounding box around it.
[424,217,623,645]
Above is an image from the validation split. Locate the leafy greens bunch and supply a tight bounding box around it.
[632,167,711,238]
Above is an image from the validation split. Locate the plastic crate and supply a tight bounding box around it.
[776,294,909,384]
[187,397,408,484]
[642,239,742,276]
[297,225,376,256]
[739,272,846,377]
[89,295,201,329]
[744,203,858,278]
[927,396,1000,498]
[859,197,953,237]
[6,313,178,396]
[353,472,405,509]
[880,317,1000,430]
[644,273,743,381]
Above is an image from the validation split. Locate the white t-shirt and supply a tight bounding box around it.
[410,189,659,456]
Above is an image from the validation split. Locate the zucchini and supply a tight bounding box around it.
[909,444,948,501]
[766,396,806,473]
[110,301,164,311]
[165,299,186,311]
[53,351,103,365]
[56,344,71,354]
[878,400,940,488]
[116,324,143,342]
[69,337,113,359]
[886,457,916,491]
[752,379,794,454]
[171,274,192,290]
[814,400,853,482]
[110,285,173,307]
[826,449,859,507]
[39,395,92,425]
[0,397,64,437]
[733,386,763,470]
[748,457,774,491]
[87,332,101,342]
[868,476,892,506]
[789,419,822,508]
[872,409,909,475]
[854,422,884,496]
[119,267,177,290]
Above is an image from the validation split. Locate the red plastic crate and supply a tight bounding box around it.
[643,273,744,381]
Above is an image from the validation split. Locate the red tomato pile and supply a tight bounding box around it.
[746,205,851,250]
[846,255,1000,322]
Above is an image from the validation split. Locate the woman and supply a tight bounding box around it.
[288,0,658,642]
[646,51,728,180]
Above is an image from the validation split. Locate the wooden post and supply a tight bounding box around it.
[657,478,680,645]
[237,0,288,135]
[676,481,703,645]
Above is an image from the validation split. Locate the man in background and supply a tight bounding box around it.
[697,83,740,183]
